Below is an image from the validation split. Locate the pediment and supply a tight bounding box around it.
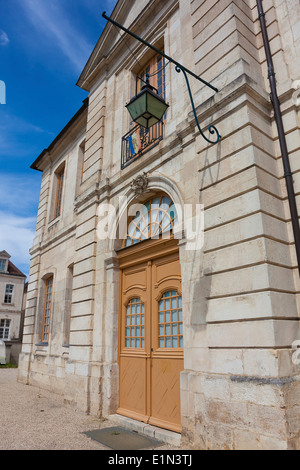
[77,0,162,91]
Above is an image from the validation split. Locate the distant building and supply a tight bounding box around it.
[0,251,27,364]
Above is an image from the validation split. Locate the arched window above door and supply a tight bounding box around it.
[124,195,177,247]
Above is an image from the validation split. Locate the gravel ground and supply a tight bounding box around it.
[0,368,180,451]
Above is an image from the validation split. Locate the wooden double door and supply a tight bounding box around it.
[117,238,183,433]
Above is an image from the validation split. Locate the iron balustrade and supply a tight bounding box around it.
[121,121,164,169]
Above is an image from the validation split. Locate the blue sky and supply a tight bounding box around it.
[0,0,115,277]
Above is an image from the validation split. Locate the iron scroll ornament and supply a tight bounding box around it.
[175,65,221,144]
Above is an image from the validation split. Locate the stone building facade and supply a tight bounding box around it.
[18,0,300,450]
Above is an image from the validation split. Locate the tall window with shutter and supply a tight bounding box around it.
[41,277,53,343]
[53,166,64,219]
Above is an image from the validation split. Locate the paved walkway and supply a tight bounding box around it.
[0,368,181,451]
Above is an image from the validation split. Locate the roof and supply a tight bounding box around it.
[7,261,26,278]
[30,97,89,172]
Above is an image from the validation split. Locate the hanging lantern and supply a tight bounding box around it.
[126,79,169,129]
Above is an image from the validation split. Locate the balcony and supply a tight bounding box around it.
[121,121,164,170]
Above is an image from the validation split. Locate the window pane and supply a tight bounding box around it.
[158,291,183,349]
[125,196,177,247]
[125,298,145,348]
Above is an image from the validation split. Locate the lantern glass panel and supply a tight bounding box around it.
[127,93,147,121]
[147,92,167,120]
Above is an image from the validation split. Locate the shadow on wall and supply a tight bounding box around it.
[199,139,222,191]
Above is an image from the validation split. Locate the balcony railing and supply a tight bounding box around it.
[121,121,164,169]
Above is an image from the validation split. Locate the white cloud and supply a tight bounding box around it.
[0,212,36,278]
[0,30,9,46]
[0,174,41,277]
[0,112,54,158]
[19,0,93,72]
[0,174,41,214]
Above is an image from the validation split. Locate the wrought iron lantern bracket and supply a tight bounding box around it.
[102,12,221,145]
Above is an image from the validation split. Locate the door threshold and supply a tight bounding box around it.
[107,414,181,448]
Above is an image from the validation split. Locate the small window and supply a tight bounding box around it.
[41,277,53,343]
[125,298,145,348]
[53,167,65,219]
[0,319,10,339]
[4,285,14,304]
[0,260,6,272]
[158,291,183,349]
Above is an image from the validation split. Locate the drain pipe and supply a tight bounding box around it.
[257,0,300,277]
